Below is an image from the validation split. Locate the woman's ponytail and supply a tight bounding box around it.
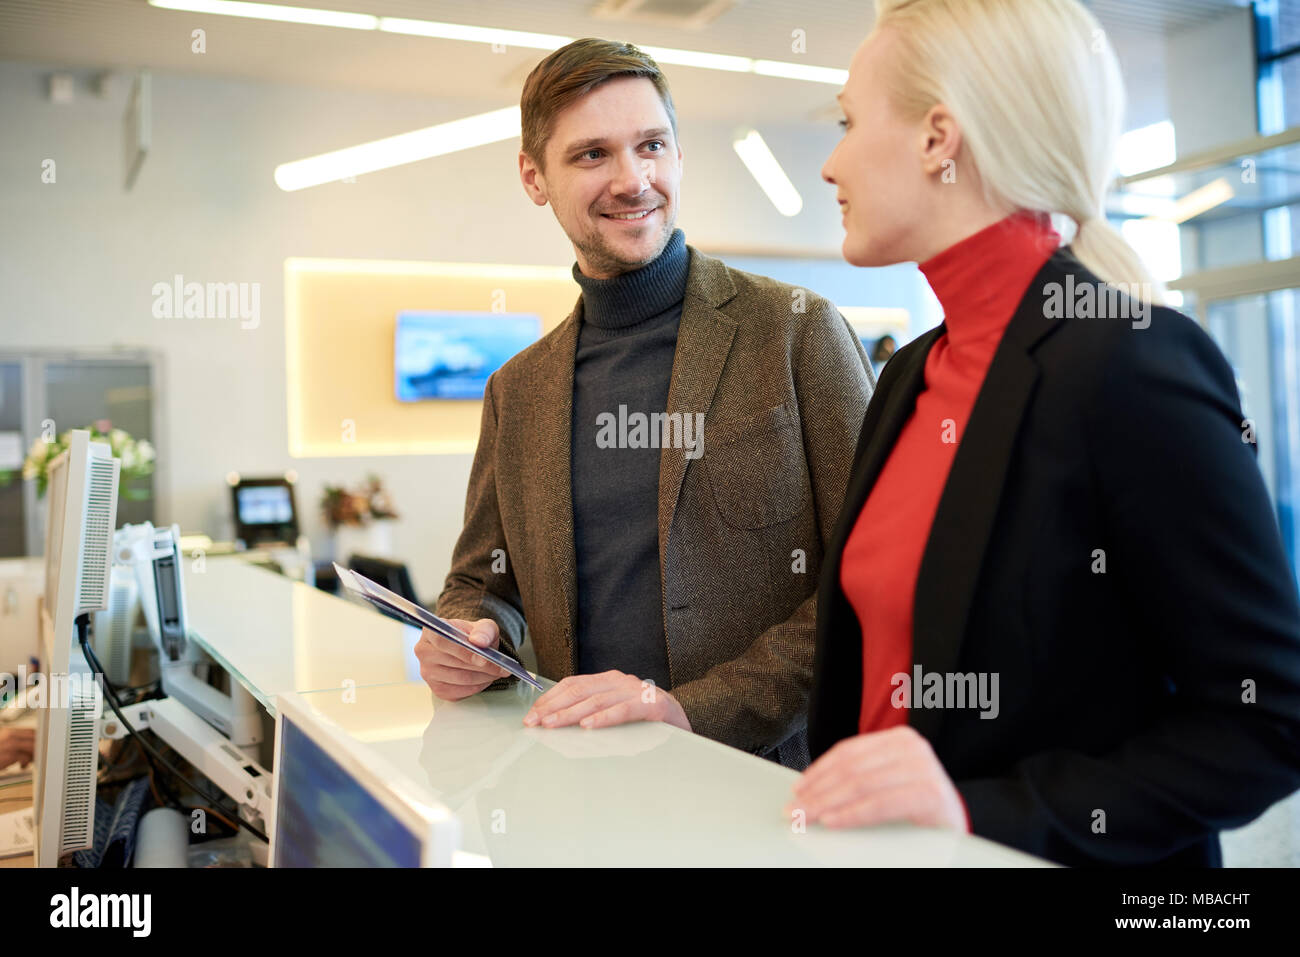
[1069,216,1168,306]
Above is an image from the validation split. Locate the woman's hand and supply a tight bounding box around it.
[788,726,967,831]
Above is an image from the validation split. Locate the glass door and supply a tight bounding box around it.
[0,352,160,558]
[43,359,157,528]
[1205,287,1300,582]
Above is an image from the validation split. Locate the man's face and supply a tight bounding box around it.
[520,76,682,279]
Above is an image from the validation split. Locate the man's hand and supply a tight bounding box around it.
[414,618,511,701]
[0,727,35,768]
[523,671,691,732]
[786,726,967,831]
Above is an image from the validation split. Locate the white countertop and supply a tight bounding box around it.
[190,558,1051,866]
[291,679,1053,867]
[183,558,420,711]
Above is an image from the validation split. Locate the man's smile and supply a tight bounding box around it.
[601,207,659,222]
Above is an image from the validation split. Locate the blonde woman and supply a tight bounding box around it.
[793,0,1300,866]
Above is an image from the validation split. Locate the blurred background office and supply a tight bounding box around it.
[1,0,1298,860]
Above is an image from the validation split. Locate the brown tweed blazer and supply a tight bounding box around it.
[436,244,874,768]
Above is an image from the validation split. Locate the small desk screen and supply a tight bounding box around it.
[274,716,422,867]
[236,485,293,526]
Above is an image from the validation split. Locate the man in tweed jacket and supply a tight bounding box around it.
[418,38,874,769]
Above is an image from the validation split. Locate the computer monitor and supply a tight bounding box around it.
[91,564,139,687]
[348,555,420,607]
[34,429,120,868]
[117,522,189,661]
[269,692,458,867]
[230,476,299,548]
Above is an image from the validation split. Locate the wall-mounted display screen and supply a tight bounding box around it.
[395,311,542,401]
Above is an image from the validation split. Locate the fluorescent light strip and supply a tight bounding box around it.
[1139,177,1235,225]
[638,45,752,73]
[1168,177,1235,224]
[285,257,573,280]
[274,105,521,190]
[732,129,802,217]
[377,16,573,50]
[149,0,377,29]
[754,60,848,85]
[147,1,846,84]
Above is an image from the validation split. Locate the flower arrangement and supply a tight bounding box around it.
[9,420,156,500]
[320,474,399,530]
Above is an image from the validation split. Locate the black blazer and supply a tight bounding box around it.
[809,248,1300,867]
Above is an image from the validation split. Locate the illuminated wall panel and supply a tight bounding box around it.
[285,257,579,456]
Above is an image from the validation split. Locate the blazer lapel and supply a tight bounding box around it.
[656,250,737,580]
[811,329,939,750]
[822,326,942,571]
[909,257,1069,741]
[532,305,581,671]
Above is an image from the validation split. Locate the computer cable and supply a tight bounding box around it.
[76,614,268,843]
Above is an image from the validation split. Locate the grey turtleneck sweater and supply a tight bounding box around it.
[570,228,690,690]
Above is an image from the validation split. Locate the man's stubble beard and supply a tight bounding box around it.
[572,204,678,278]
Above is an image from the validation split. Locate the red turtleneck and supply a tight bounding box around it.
[839,211,1059,828]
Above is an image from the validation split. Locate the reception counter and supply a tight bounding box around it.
[287,678,1052,867]
[185,559,1049,866]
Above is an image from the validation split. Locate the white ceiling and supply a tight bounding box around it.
[0,0,1253,125]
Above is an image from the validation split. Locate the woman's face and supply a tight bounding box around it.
[822,30,936,268]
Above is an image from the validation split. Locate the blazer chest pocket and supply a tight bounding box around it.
[704,402,807,529]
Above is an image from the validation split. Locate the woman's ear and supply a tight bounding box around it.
[918,103,962,178]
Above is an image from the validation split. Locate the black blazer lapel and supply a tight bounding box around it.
[810,326,941,753]
[909,254,1071,741]
[823,326,944,567]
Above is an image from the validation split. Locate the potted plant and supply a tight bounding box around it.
[7,420,156,500]
[321,474,399,560]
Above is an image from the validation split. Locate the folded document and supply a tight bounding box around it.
[333,562,542,691]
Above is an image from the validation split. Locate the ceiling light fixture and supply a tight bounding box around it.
[732,129,803,216]
[273,105,522,190]
[149,0,378,29]
[147,1,847,85]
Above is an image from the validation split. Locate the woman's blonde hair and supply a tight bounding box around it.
[872,0,1166,303]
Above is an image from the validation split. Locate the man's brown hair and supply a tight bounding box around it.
[520,37,677,169]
